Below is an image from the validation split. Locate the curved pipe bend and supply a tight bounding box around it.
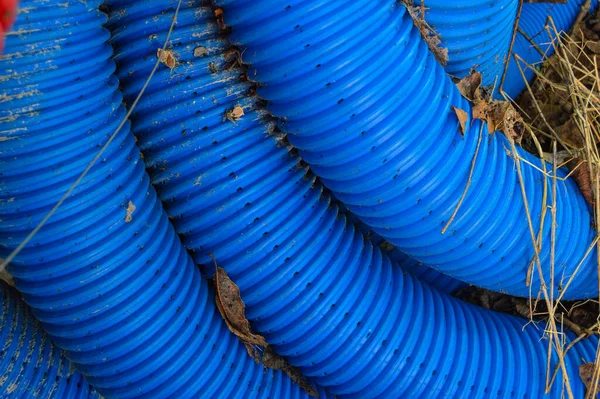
[213,0,598,300]
[105,1,598,397]
[0,2,325,398]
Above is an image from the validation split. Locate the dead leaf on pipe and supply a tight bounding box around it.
[455,72,524,143]
[262,345,319,398]
[214,265,266,348]
[456,71,483,102]
[211,255,319,397]
[451,106,468,135]
[214,8,226,29]
[580,362,600,396]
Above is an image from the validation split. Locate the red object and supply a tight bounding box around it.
[0,0,18,54]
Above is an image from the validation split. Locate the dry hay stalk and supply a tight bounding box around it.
[505,11,600,397]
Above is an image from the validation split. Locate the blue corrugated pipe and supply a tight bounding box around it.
[105,1,599,397]
[0,280,99,399]
[106,0,466,297]
[0,1,326,398]
[501,0,599,99]
[344,209,468,294]
[422,0,519,88]
[215,0,599,300]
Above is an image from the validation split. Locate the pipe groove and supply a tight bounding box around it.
[0,281,99,399]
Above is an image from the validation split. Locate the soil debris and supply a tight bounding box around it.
[211,257,318,397]
[124,201,136,223]
[402,0,449,66]
[157,48,177,69]
[455,286,600,335]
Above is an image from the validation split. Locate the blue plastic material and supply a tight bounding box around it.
[501,0,599,99]
[106,0,465,296]
[0,281,99,399]
[0,2,324,398]
[105,1,598,397]
[215,0,598,300]
[423,0,519,88]
[344,209,468,294]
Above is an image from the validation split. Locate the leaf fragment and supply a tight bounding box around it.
[214,266,267,348]
[214,8,226,29]
[451,106,468,135]
[456,71,483,102]
[211,257,319,397]
[124,201,136,223]
[224,105,245,124]
[455,71,524,143]
[157,48,176,69]
[262,345,319,398]
[580,362,600,395]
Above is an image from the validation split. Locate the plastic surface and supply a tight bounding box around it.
[105,1,598,397]
[501,0,599,99]
[215,0,598,300]
[424,0,519,87]
[344,209,468,294]
[0,281,99,399]
[0,1,323,398]
[107,0,465,296]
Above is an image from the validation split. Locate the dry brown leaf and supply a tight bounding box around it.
[556,117,586,149]
[214,266,267,348]
[212,259,318,397]
[451,106,468,135]
[570,161,595,208]
[456,71,524,143]
[157,48,176,69]
[124,201,136,223]
[580,363,600,395]
[214,8,226,30]
[262,345,319,398]
[456,72,483,102]
[224,105,245,123]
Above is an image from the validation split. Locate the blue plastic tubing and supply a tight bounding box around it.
[214,0,599,300]
[344,209,468,294]
[0,2,324,398]
[105,1,598,397]
[422,0,519,88]
[0,281,99,399]
[502,0,599,99]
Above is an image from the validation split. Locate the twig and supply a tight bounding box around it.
[574,0,592,28]
[0,0,184,272]
[500,0,524,94]
[441,123,484,234]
